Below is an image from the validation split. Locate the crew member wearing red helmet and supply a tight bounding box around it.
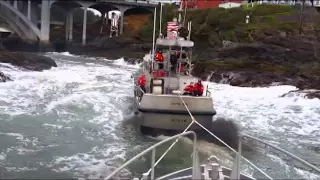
[155,50,164,69]
[194,79,204,96]
[137,74,146,93]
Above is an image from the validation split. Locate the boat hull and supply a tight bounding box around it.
[134,93,216,131]
[137,111,214,130]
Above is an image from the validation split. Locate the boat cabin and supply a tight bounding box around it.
[139,37,201,96]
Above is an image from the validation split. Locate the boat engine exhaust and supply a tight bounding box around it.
[198,117,239,150]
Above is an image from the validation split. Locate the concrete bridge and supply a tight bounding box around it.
[0,0,158,46]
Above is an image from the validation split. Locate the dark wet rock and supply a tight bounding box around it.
[0,71,12,82]
[0,36,40,52]
[305,91,320,99]
[124,57,144,65]
[192,37,320,91]
[280,89,320,99]
[67,36,150,61]
[0,52,57,71]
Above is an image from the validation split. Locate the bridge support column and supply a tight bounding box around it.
[118,7,128,35]
[65,10,73,42]
[27,0,31,20]
[82,5,89,46]
[40,0,51,45]
[13,0,17,8]
[13,0,18,23]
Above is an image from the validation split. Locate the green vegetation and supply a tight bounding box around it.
[138,4,300,45]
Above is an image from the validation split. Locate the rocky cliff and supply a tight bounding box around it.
[2,4,320,98]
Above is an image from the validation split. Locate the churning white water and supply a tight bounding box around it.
[0,52,319,179]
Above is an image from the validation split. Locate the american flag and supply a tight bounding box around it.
[167,21,178,32]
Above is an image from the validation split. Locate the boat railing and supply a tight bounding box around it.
[178,95,320,179]
[105,131,200,180]
[241,134,320,177]
[110,80,319,179]
[205,85,211,97]
[177,96,273,180]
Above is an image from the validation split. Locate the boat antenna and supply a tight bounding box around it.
[151,6,157,70]
[183,0,187,26]
[178,0,183,26]
[188,21,192,40]
[159,2,163,37]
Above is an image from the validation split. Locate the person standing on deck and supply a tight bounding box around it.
[137,74,146,93]
[194,79,204,96]
[155,50,164,69]
[170,51,178,72]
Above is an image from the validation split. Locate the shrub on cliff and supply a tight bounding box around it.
[138,4,301,45]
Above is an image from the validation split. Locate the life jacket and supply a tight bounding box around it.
[194,83,204,94]
[155,53,164,62]
[137,75,146,86]
[184,85,194,92]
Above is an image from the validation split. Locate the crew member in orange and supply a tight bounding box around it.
[183,82,195,96]
[137,74,146,93]
[193,79,204,96]
[155,50,164,69]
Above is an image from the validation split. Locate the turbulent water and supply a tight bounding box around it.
[0,52,319,179]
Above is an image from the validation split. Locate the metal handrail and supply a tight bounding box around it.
[178,95,273,180]
[242,134,320,175]
[205,85,211,97]
[105,131,198,180]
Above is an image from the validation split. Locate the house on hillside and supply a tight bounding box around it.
[148,0,180,5]
[219,2,243,9]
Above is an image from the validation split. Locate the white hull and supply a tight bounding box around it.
[137,112,213,130]
[134,93,216,130]
[138,94,215,114]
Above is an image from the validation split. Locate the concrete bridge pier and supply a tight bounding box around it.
[65,10,73,42]
[119,7,128,35]
[82,5,89,46]
[40,0,52,45]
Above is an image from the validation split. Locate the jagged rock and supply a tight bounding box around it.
[280,89,320,99]
[192,36,320,90]
[0,71,12,82]
[67,36,149,60]
[305,91,320,99]
[124,57,143,65]
[0,52,57,71]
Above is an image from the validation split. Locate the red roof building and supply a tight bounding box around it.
[181,0,244,9]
